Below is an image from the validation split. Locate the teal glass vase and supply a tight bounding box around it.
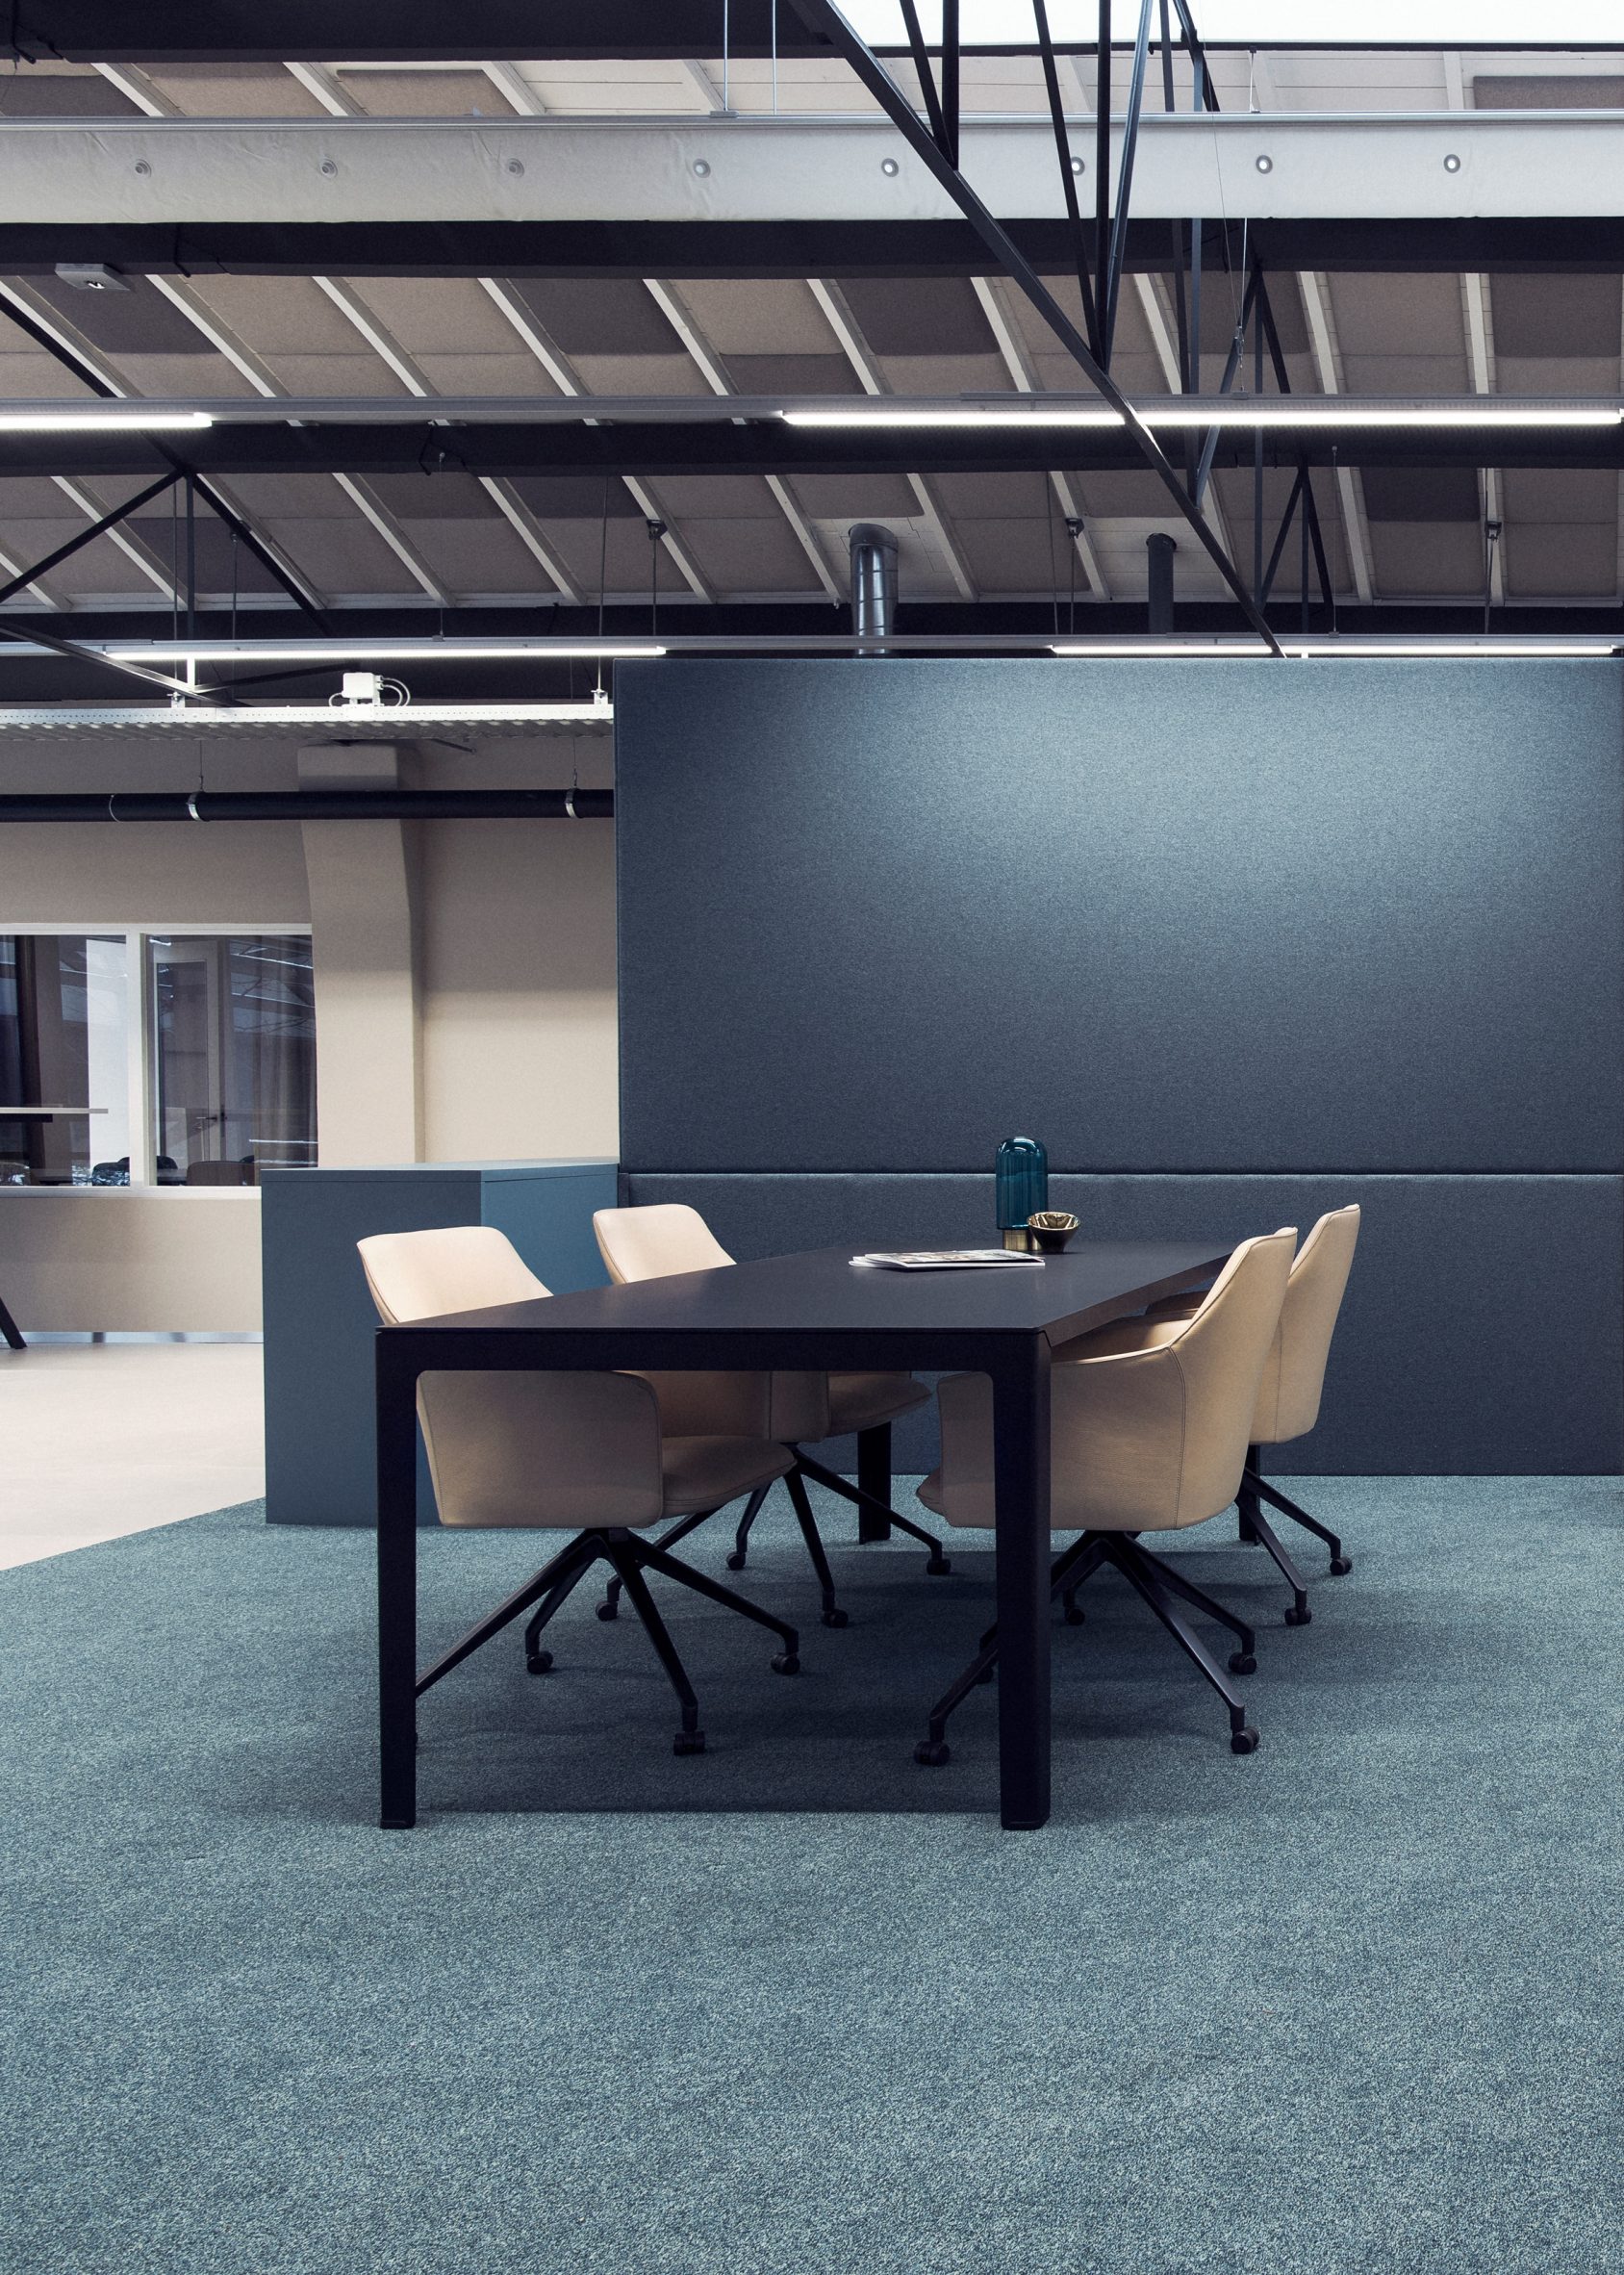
[995,1137,1049,1234]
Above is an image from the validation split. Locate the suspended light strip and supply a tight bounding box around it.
[0,410,215,433]
[783,403,1622,431]
[1142,405,1623,430]
[100,641,665,663]
[1051,639,1620,658]
[777,407,1119,427]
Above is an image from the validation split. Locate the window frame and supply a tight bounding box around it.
[2,922,314,1189]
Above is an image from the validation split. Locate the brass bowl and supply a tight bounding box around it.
[1028,1211,1078,1255]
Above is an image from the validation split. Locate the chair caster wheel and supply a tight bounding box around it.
[596,1599,618,1623]
[975,1664,996,1684]
[770,1650,799,1675]
[1231,1725,1260,1755]
[925,1555,952,1576]
[1228,1650,1256,1675]
[821,1607,849,1629]
[673,1729,706,1756]
[1063,1606,1085,1626]
[1330,1555,1353,1576]
[525,1649,553,1675]
[1284,1603,1312,1626]
[725,1551,747,1572]
[914,1739,951,1767]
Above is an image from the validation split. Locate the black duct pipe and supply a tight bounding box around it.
[1146,533,1177,633]
[0,787,614,824]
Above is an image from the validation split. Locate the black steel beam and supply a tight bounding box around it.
[3,421,1624,480]
[0,468,178,606]
[0,788,615,823]
[789,0,1280,652]
[13,4,837,62]
[0,217,1617,279]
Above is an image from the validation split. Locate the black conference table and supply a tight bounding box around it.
[374,1237,1227,1831]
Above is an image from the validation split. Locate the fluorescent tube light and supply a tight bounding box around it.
[1052,639,1618,658]
[785,403,1621,431]
[1140,405,1622,430]
[781,407,1125,428]
[0,410,215,432]
[101,640,665,663]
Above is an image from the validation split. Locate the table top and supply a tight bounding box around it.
[387,1239,1227,1353]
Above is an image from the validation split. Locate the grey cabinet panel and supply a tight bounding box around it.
[262,1161,617,1526]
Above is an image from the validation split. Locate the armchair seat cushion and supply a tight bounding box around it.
[661,1435,794,1517]
[825,1370,931,1435]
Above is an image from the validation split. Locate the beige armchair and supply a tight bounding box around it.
[358,1225,801,1757]
[593,1203,951,1612]
[1138,1205,1361,1615]
[912,1229,1295,1766]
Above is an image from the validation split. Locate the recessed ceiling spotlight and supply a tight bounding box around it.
[1070,154,1084,174]
[1255,154,1273,173]
[53,263,130,294]
[692,158,711,177]
[1443,152,1461,172]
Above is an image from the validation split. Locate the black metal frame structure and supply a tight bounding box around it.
[407,1503,801,1758]
[788,0,1284,654]
[915,1524,1260,1766]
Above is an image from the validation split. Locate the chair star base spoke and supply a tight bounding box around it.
[416,1540,585,1700]
[596,1501,722,1621]
[1247,1456,1352,1575]
[918,1528,1261,1765]
[792,1449,952,1573]
[723,1480,774,1571]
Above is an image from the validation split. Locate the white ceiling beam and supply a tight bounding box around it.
[12,113,1624,226]
[681,59,729,115]
[645,277,841,601]
[1299,269,1373,605]
[1128,270,1250,578]
[482,63,545,116]
[1461,271,1506,606]
[810,277,977,601]
[972,273,1110,601]
[480,279,707,598]
[92,63,177,117]
[283,62,357,116]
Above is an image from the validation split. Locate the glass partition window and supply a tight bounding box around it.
[0,930,315,1187]
[148,936,317,1185]
[0,934,130,1186]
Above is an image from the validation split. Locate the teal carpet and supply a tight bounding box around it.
[1,1479,1620,2275]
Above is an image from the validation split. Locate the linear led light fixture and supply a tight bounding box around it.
[101,640,665,663]
[782,407,1126,428]
[1143,405,1623,430]
[783,405,1623,430]
[1052,639,1619,658]
[0,409,215,432]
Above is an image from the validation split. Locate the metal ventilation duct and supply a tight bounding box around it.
[849,522,899,652]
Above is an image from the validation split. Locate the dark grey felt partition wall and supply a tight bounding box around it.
[614,659,1624,1473]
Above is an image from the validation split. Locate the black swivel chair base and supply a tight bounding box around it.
[413,1516,800,1757]
[596,1447,952,1631]
[1237,1446,1353,1622]
[914,1529,1260,1769]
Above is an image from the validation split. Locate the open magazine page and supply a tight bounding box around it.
[850,1250,1047,1270]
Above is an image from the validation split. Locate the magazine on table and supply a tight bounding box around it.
[850,1249,1046,1270]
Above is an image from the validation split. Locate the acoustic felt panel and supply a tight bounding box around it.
[615,659,1624,1176]
[622,1173,1623,1476]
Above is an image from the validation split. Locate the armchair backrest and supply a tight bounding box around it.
[357,1225,663,1528]
[358,1223,549,1323]
[1254,1205,1360,1446]
[594,1203,734,1285]
[1169,1229,1297,1521]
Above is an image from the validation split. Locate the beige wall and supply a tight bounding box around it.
[0,725,619,1324]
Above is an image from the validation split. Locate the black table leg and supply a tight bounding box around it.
[0,1291,25,1350]
[992,1338,1052,1831]
[377,1340,420,1829]
[856,1421,892,1543]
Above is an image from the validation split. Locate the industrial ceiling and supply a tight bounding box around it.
[3,7,1624,702]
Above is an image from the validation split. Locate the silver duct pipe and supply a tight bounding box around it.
[0,788,614,824]
[849,522,900,651]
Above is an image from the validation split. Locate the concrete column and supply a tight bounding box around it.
[298,746,422,1164]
